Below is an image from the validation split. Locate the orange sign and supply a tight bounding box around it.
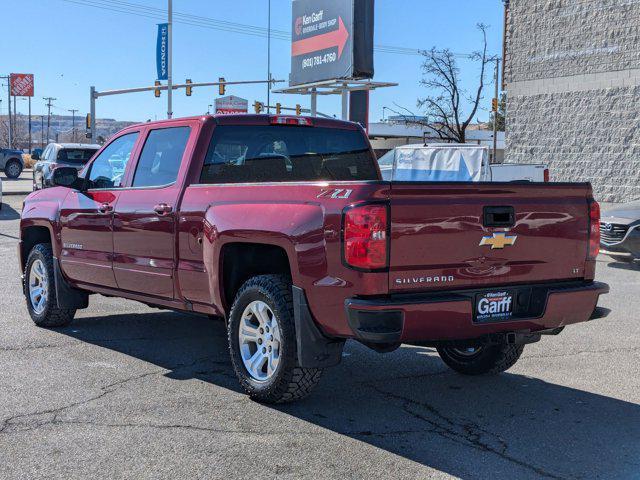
[10,73,35,97]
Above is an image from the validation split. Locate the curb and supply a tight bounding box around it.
[3,191,32,196]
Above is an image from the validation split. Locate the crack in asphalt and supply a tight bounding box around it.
[0,335,226,353]
[366,383,567,480]
[0,355,221,435]
[522,346,640,360]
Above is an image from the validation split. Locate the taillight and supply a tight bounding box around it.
[544,168,550,182]
[270,116,313,126]
[343,204,389,270]
[588,200,600,260]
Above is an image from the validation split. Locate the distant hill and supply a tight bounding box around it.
[0,114,137,148]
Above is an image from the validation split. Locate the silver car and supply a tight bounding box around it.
[600,201,640,262]
[33,143,100,190]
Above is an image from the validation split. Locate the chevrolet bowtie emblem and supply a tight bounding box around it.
[480,233,518,249]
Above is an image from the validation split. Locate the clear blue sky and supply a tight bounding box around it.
[1,0,504,123]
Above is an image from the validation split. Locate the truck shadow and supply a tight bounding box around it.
[60,310,639,479]
[0,202,21,221]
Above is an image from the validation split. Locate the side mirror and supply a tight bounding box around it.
[31,152,40,161]
[51,166,84,190]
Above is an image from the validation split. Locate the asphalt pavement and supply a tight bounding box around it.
[0,194,638,480]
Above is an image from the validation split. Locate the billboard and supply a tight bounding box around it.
[290,0,374,86]
[215,95,249,115]
[10,73,34,97]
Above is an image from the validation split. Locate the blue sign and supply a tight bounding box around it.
[156,23,168,80]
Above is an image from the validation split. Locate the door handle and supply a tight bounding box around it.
[98,203,113,214]
[154,203,173,215]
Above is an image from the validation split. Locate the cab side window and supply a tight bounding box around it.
[87,133,138,189]
[132,127,191,188]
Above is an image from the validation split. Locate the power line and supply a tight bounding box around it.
[60,0,487,59]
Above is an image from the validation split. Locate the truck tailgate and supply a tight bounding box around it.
[389,183,592,293]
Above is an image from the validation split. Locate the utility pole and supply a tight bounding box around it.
[68,109,78,142]
[40,116,44,148]
[167,0,173,119]
[43,97,56,144]
[493,58,500,164]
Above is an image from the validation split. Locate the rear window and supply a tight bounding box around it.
[57,148,98,165]
[199,125,379,184]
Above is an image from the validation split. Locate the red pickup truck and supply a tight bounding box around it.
[19,115,609,403]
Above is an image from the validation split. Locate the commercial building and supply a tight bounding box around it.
[369,120,505,161]
[503,0,640,201]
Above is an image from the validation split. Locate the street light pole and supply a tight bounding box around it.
[493,58,500,163]
[267,0,271,114]
[167,0,173,119]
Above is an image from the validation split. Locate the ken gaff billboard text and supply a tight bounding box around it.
[290,0,374,86]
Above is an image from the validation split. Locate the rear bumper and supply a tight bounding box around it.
[345,281,610,344]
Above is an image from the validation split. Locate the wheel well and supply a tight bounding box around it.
[21,226,51,270]
[221,243,291,311]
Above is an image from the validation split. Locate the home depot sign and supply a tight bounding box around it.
[9,73,35,97]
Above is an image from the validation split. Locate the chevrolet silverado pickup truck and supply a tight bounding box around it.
[19,114,610,403]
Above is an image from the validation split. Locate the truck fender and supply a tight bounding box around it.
[292,286,345,369]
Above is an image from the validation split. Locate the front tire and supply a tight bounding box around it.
[24,244,76,328]
[5,159,23,179]
[437,344,524,375]
[228,275,323,403]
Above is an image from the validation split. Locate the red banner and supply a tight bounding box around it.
[10,73,35,97]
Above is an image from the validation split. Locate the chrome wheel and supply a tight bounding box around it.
[238,300,282,382]
[447,346,484,360]
[28,259,49,314]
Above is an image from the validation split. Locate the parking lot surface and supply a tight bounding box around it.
[0,194,638,479]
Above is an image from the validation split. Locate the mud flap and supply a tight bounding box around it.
[53,258,89,310]
[292,286,345,369]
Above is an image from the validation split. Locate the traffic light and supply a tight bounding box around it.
[186,79,192,96]
[154,80,161,98]
[219,77,226,96]
[492,98,499,112]
[85,113,91,130]
[275,103,282,115]
[295,104,302,116]
[254,101,264,114]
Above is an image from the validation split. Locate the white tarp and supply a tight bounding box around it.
[379,145,488,182]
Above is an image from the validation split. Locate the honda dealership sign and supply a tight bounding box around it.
[290,0,374,86]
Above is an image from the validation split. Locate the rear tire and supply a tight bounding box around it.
[5,159,22,179]
[24,244,76,328]
[437,344,524,375]
[228,275,323,403]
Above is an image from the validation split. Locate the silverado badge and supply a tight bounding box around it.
[479,233,517,250]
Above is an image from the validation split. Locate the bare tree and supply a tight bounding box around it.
[400,24,494,143]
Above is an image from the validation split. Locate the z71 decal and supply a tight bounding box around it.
[317,188,353,199]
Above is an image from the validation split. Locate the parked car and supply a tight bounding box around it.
[0,176,3,210]
[19,115,609,403]
[0,148,25,179]
[600,200,640,262]
[378,144,549,182]
[33,143,101,190]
